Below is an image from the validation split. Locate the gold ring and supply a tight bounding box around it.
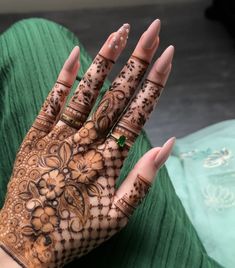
[60,113,82,129]
[109,132,131,148]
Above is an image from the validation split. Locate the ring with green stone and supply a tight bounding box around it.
[109,132,132,148]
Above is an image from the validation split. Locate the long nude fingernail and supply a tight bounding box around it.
[142,19,161,49]
[64,46,80,71]
[154,137,175,169]
[155,45,174,73]
[132,19,160,63]
[147,45,174,86]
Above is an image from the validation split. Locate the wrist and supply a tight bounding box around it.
[0,247,21,268]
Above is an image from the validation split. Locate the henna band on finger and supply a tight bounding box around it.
[56,79,73,88]
[145,78,164,89]
[98,53,116,64]
[32,112,55,133]
[114,174,151,218]
[130,55,149,66]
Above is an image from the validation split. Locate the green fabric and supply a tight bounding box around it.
[166,120,235,268]
[0,18,223,268]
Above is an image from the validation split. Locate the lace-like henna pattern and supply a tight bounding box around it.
[90,56,148,136]
[113,174,151,218]
[0,123,130,267]
[111,80,164,146]
[61,54,113,130]
[32,82,71,133]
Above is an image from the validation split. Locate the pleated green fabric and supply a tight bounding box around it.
[0,18,223,268]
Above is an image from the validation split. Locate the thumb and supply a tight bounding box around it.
[112,137,175,219]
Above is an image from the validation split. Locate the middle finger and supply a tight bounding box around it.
[87,19,161,139]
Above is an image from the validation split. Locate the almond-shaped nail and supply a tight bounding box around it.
[99,23,130,62]
[147,45,174,86]
[154,137,175,170]
[142,19,161,49]
[132,19,160,63]
[64,46,80,72]
[155,45,174,73]
[109,23,130,50]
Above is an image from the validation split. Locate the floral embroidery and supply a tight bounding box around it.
[203,184,235,211]
[38,169,65,200]
[179,147,233,168]
[68,149,104,183]
[179,148,211,160]
[203,148,232,168]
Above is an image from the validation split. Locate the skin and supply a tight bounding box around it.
[0,19,175,268]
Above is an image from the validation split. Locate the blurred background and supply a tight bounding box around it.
[0,0,235,146]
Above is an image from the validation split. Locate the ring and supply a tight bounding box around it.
[60,102,90,130]
[109,130,132,148]
[60,113,83,129]
[109,124,138,148]
[110,132,128,148]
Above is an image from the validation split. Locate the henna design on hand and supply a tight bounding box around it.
[91,57,148,136]
[61,54,113,129]
[111,80,163,147]
[0,21,174,268]
[32,83,71,134]
[113,174,151,218]
[0,126,130,267]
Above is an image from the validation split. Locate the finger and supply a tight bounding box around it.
[56,24,130,131]
[76,19,161,143]
[31,46,80,137]
[110,45,174,149]
[111,137,175,219]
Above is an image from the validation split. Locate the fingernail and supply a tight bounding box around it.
[141,19,161,49]
[155,45,174,73]
[146,45,174,86]
[154,137,175,169]
[64,46,80,71]
[108,23,130,51]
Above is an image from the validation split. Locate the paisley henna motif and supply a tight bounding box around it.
[91,56,148,136]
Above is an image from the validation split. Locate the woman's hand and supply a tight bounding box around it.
[0,19,174,268]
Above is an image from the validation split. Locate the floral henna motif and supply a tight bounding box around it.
[73,121,98,145]
[61,54,113,129]
[0,124,129,267]
[38,170,65,200]
[91,56,148,136]
[68,149,103,183]
[0,55,155,268]
[114,174,151,218]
